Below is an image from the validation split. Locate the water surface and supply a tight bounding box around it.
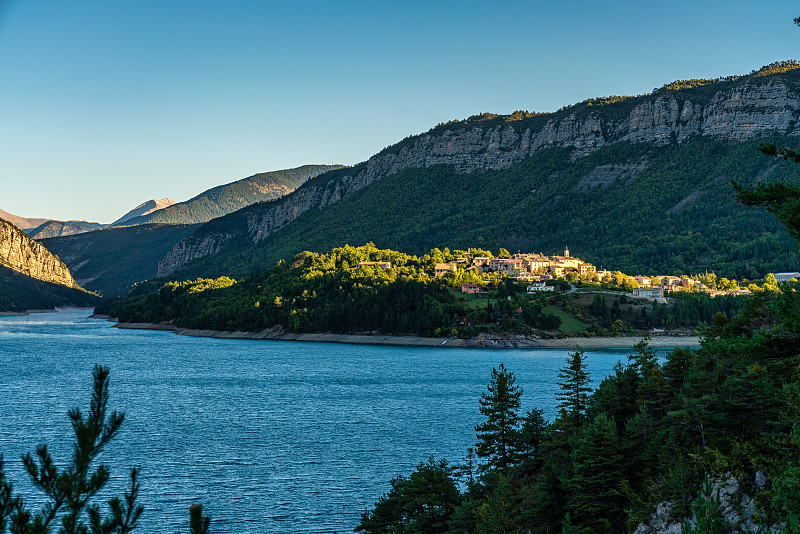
[0,310,655,533]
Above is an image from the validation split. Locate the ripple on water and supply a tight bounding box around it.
[0,309,638,533]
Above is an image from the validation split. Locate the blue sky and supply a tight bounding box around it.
[1,0,798,223]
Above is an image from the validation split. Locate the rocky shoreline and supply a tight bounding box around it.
[95,317,701,349]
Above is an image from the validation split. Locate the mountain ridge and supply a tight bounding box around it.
[0,217,101,312]
[110,164,342,227]
[157,62,800,278]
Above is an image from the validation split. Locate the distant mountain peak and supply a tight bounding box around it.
[111,198,176,226]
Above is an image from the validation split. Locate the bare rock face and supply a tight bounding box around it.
[158,75,800,277]
[0,218,77,287]
[633,472,783,534]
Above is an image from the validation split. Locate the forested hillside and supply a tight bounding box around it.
[169,137,800,281]
[40,224,197,297]
[0,265,99,312]
[112,164,341,226]
[351,174,800,534]
[97,244,750,339]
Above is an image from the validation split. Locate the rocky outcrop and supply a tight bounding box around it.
[158,71,800,276]
[633,472,783,534]
[0,218,77,287]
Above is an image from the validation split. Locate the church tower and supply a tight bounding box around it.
[564,246,570,257]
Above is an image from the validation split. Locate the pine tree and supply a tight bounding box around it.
[475,364,523,471]
[556,349,591,432]
[475,477,520,534]
[565,413,626,533]
[355,457,460,534]
[0,365,211,534]
[516,408,547,472]
[682,475,726,534]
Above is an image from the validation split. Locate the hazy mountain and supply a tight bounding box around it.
[27,220,106,240]
[110,198,176,226]
[156,62,800,282]
[109,165,342,227]
[0,209,51,230]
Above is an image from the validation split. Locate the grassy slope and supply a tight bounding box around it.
[174,137,800,281]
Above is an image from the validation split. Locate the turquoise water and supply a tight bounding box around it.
[0,309,646,533]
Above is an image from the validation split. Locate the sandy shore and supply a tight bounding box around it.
[109,321,701,349]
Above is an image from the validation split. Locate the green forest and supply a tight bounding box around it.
[41,224,198,298]
[0,265,100,312]
[96,244,755,339]
[354,295,800,533]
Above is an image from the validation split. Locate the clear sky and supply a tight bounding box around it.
[1,0,798,223]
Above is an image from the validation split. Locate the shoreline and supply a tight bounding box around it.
[1,307,92,317]
[107,320,702,349]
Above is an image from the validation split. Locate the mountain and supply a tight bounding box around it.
[110,198,176,226]
[39,224,197,298]
[0,209,51,231]
[27,220,106,240]
[0,218,78,287]
[109,165,342,227]
[39,165,341,297]
[0,209,105,237]
[0,218,99,311]
[157,62,800,281]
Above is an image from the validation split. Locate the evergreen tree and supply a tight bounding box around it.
[356,457,460,534]
[0,365,211,534]
[556,349,591,432]
[474,477,520,534]
[516,408,547,470]
[475,364,522,472]
[564,413,626,533]
[682,475,726,534]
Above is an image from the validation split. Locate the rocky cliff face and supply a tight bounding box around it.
[0,218,77,287]
[634,472,783,534]
[158,69,800,277]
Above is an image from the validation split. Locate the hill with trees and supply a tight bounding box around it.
[163,136,800,283]
[27,220,106,239]
[110,164,342,227]
[40,63,800,298]
[40,224,197,298]
[156,63,800,283]
[96,244,751,340]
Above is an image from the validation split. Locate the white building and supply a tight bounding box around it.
[774,272,800,282]
[527,282,554,293]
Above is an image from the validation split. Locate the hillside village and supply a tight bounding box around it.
[421,247,799,300]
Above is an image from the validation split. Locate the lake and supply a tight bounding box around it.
[0,309,661,533]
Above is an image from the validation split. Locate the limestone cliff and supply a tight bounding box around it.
[158,63,800,277]
[0,218,78,287]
